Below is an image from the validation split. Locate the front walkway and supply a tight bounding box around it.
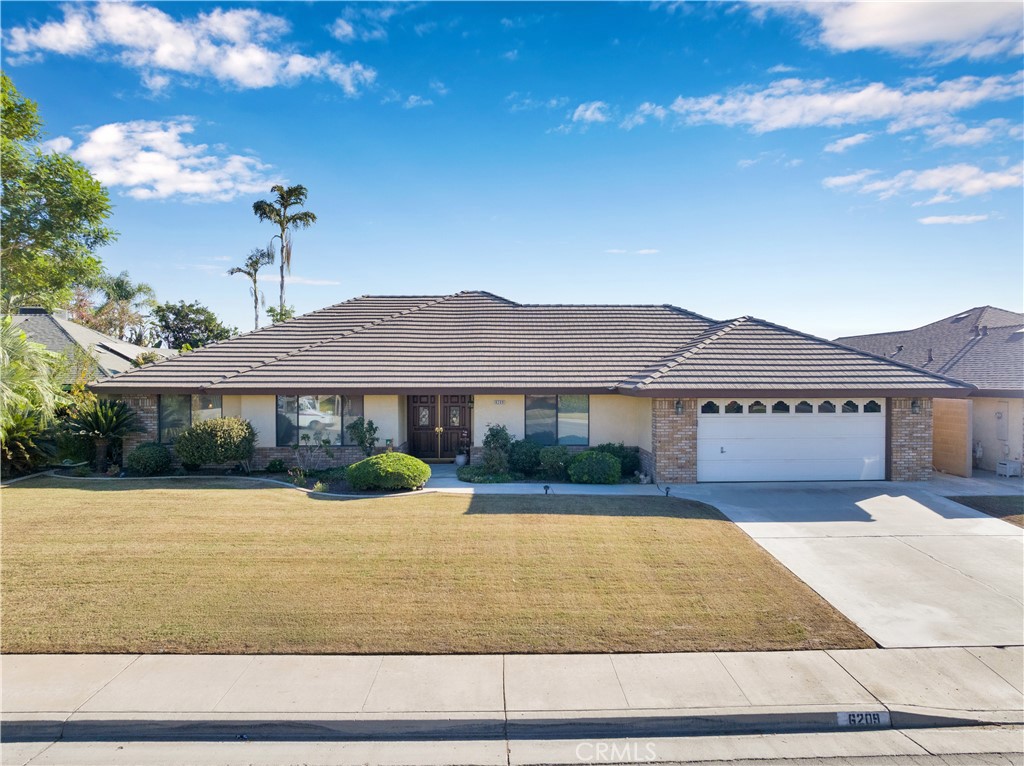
[424,462,667,496]
[3,647,1021,765]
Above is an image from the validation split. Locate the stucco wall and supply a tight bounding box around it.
[932,398,972,477]
[222,395,242,419]
[590,395,647,446]
[365,395,403,446]
[638,399,653,452]
[473,395,526,445]
[240,395,276,449]
[973,397,1024,471]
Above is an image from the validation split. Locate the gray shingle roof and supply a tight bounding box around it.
[90,291,970,396]
[836,306,1024,394]
[10,313,175,383]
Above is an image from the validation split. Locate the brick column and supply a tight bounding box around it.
[888,397,932,481]
[121,393,159,457]
[651,398,697,484]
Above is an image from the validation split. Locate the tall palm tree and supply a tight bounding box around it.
[251,185,317,312]
[94,270,157,342]
[227,248,275,330]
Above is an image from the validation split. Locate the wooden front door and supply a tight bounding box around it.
[407,394,472,460]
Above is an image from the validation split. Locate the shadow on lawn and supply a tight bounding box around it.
[462,493,729,520]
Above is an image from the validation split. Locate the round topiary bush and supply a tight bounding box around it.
[125,442,173,476]
[347,452,431,491]
[174,417,257,470]
[538,445,570,480]
[592,442,641,477]
[568,450,621,484]
[508,439,542,476]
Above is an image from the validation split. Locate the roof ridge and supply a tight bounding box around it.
[747,315,975,389]
[203,294,454,389]
[627,317,745,389]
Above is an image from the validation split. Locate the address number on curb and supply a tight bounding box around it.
[838,711,891,727]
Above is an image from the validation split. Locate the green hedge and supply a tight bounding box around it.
[347,452,431,491]
[538,445,570,481]
[568,450,621,484]
[174,417,256,469]
[125,442,173,476]
[508,439,542,476]
[592,442,641,477]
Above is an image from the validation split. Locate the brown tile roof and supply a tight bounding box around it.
[90,291,971,396]
[836,306,1024,394]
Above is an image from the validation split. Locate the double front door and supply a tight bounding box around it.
[408,394,473,460]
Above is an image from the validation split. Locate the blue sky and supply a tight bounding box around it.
[3,1,1022,338]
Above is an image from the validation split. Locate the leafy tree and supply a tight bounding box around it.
[151,300,235,350]
[252,185,317,313]
[93,270,157,342]
[227,248,274,331]
[265,305,296,324]
[1,72,116,311]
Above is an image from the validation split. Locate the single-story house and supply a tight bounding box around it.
[90,290,972,483]
[837,306,1023,477]
[11,307,176,384]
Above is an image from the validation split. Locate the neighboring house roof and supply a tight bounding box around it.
[10,312,176,383]
[836,306,1024,396]
[89,290,970,397]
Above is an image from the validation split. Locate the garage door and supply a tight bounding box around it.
[697,398,885,482]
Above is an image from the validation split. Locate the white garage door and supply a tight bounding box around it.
[697,398,885,482]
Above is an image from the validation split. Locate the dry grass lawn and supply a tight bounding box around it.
[949,495,1024,528]
[1,477,873,654]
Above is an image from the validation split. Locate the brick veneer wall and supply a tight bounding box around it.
[638,447,654,478]
[122,394,159,456]
[888,397,933,481]
[651,398,698,484]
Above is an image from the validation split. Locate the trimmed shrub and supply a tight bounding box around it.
[125,442,173,476]
[347,452,431,491]
[265,458,288,473]
[508,439,542,476]
[482,424,513,474]
[592,442,641,477]
[456,465,518,483]
[568,450,621,484]
[174,417,256,471]
[538,445,570,481]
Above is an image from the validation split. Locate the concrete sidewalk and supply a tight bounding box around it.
[3,648,1021,756]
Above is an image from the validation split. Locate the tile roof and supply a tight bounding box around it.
[836,306,1024,394]
[90,290,970,396]
[10,313,175,383]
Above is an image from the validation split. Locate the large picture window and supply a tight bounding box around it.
[276,395,364,447]
[159,394,224,442]
[525,395,589,446]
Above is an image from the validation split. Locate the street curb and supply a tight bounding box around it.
[4,708,1019,744]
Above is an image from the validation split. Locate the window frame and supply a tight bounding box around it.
[524,394,590,447]
[275,394,364,447]
[157,394,192,444]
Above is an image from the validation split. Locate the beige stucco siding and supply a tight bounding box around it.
[365,395,403,446]
[590,395,649,447]
[473,395,525,446]
[973,397,1024,471]
[932,398,972,477]
[222,395,242,419]
[239,395,277,449]
[638,398,652,452]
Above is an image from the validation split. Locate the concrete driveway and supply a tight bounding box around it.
[676,482,1023,648]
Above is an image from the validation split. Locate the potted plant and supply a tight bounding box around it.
[454,430,470,466]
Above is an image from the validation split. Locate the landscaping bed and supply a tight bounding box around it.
[2,477,873,654]
[949,495,1024,528]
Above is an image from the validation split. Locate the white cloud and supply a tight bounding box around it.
[767,64,797,74]
[329,18,355,42]
[669,72,1022,135]
[828,162,1023,204]
[506,92,567,113]
[501,49,519,62]
[257,275,341,286]
[825,132,872,153]
[918,214,989,225]
[634,249,660,255]
[621,102,668,130]
[330,6,402,43]
[429,79,449,96]
[822,169,878,188]
[5,3,376,94]
[67,118,280,202]
[573,101,610,124]
[924,119,1023,147]
[791,2,1024,61]
[403,95,433,109]
[40,136,73,154]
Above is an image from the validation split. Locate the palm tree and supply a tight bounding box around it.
[252,185,318,313]
[93,271,157,342]
[67,398,140,473]
[227,248,275,330]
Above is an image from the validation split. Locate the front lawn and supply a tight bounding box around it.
[1,477,872,654]
[949,495,1024,528]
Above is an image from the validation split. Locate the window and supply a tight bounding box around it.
[525,395,589,446]
[795,400,813,414]
[864,400,881,413]
[725,400,743,414]
[842,400,859,413]
[276,395,364,447]
[701,401,720,414]
[772,401,790,414]
[748,400,767,414]
[192,395,222,422]
[818,400,836,413]
[158,395,191,443]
